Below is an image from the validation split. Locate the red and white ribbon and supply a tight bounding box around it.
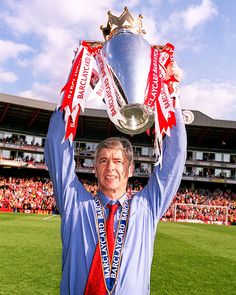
[144,43,179,165]
[95,50,124,126]
[87,78,104,104]
[60,41,125,142]
[71,47,94,112]
[60,41,99,142]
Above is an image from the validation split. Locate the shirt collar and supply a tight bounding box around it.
[97,190,128,208]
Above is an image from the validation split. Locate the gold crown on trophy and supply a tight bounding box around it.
[101,7,146,40]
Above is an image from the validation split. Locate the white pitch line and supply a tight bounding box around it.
[43,214,59,221]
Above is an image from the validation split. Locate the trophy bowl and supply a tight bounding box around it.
[102,28,154,135]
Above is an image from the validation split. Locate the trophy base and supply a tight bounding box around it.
[116,103,154,135]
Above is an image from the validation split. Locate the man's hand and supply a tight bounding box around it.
[165,61,183,83]
[165,61,183,95]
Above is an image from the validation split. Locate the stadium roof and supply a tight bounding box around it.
[1,92,236,152]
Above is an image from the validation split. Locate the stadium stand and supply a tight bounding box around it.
[0,92,236,224]
[0,177,235,224]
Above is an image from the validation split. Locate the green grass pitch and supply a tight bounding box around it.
[0,213,235,295]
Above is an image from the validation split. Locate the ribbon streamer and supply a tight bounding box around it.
[144,43,179,165]
[95,51,124,126]
[60,42,99,142]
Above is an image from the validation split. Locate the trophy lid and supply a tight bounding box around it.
[101,7,146,40]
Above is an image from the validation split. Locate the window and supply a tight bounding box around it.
[222,154,230,163]
[215,153,222,161]
[2,150,10,159]
[196,152,203,160]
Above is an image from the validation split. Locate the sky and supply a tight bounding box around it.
[0,0,236,121]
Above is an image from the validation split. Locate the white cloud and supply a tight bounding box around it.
[0,39,31,64]
[18,81,62,103]
[182,0,218,31]
[0,68,18,83]
[160,0,217,35]
[2,0,114,38]
[30,27,76,80]
[181,80,236,120]
[16,58,30,68]
[1,0,118,86]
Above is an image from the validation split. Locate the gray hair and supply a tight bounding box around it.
[94,137,134,165]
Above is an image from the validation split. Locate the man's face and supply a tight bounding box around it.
[94,148,133,199]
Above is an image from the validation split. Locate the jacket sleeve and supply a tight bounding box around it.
[138,105,187,222]
[44,109,88,214]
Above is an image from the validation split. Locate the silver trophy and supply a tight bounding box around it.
[99,7,156,135]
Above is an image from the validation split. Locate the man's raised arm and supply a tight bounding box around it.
[44,109,81,214]
[141,103,187,222]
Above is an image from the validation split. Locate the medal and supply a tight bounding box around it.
[94,194,131,293]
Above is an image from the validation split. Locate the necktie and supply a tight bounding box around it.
[84,204,120,295]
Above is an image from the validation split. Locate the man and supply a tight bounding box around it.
[45,71,187,295]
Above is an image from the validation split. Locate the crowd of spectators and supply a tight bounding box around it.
[0,177,56,214]
[0,176,235,224]
[163,188,236,224]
